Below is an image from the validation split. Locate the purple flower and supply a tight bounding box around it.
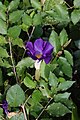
[2,100,9,114]
[26,38,54,64]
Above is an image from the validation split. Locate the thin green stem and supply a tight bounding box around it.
[36,98,53,120]
[8,38,18,83]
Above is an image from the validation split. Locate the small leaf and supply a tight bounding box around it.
[39,80,51,98]
[48,72,58,87]
[74,0,80,8]
[47,102,71,117]
[6,84,25,107]
[0,108,3,115]
[58,57,72,77]
[32,90,42,104]
[58,81,75,91]
[0,35,7,46]
[8,0,20,12]
[49,30,61,53]
[9,10,24,23]
[22,13,32,26]
[59,29,68,46]
[31,0,41,10]
[0,11,6,21]
[64,50,73,66]
[0,19,7,35]
[71,9,80,25]
[33,14,42,26]
[0,47,9,58]
[54,92,71,102]
[11,38,24,48]
[24,76,36,89]
[8,26,21,39]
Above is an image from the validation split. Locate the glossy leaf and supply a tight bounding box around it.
[58,57,72,77]
[48,72,58,87]
[9,10,24,23]
[74,39,80,49]
[59,29,68,46]
[64,50,73,66]
[11,38,24,48]
[71,9,80,25]
[24,76,36,89]
[8,26,21,39]
[58,81,75,91]
[6,84,25,107]
[0,19,7,35]
[49,30,61,53]
[47,102,71,117]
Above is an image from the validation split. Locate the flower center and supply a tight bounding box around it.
[35,51,42,59]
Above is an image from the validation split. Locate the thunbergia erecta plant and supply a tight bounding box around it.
[2,100,9,115]
[26,38,54,80]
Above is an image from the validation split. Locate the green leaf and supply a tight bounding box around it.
[48,72,58,87]
[33,14,42,26]
[0,108,3,115]
[0,35,7,46]
[54,92,71,102]
[47,102,71,117]
[17,57,34,68]
[0,47,9,58]
[9,10,24,23]
[22,13,32,26]
[0,59,11,68]
[31,0,41,10]
[11,38,24,48]
[10,113,25,120]
[0,11,6,21]
[74,0,80,8]
[6,84,25,107]
[8,26,21,39]
[58,81,75,91]
[24,76,36,89]
[58,57,72,77]
[71,9,80,25]
[39,80,51,98]
[59,29,68,46]
[49,30,61,53]
[64,50,73,66]
[0,2,6,11]
[32,90,42,104]
[8,0,20,12]
[0,19,7,35]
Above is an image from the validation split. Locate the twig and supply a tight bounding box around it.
[8,38,18,83]
[36,98,53,120]
[22,105,28,120]
[28,26,35,41]
[24,95,31,106]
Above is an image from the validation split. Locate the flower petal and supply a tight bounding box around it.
[44,55,52,64]
[26,42,34,55]
[34,38,44,53]
[43,42,54,55]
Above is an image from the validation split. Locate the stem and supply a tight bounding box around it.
[36,98,53,120]
[28,26,35,41]
[8,38,18,83]
[22,105,27,120]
